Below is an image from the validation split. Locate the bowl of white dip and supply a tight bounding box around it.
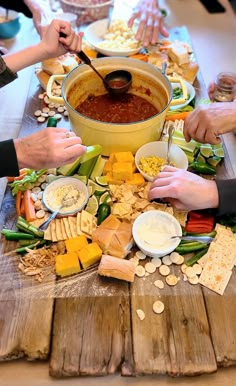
[43,177,89,216]
[132,210,182,258]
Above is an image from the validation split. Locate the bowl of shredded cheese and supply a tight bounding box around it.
[135,141,188,181]
[43,177,89,216]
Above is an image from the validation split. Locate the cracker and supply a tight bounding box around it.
[68,216,77,238]
[55,218,63,241]
[199,262,232,295]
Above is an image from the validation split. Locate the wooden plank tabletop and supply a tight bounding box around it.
[1,26,236,378]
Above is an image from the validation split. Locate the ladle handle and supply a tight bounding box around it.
[77,50,91,66]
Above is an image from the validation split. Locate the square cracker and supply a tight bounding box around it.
[199,262,232,295]
[80,210,97,236]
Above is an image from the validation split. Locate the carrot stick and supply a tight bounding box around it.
[23,190,36,222]
[165,111,191,121]
[21,198,25,218]
[129,53,148,62]
[7,168,28,182]
[15,191,22,216]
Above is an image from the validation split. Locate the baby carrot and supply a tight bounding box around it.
[165,111,191,121]
[23,189,36,222]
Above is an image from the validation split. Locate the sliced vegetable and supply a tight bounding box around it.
[23,190,36,222]
[16,216,44,238]
[15,191,23,216]
[165,111,191,121]
[16,239,48,254]
[9,169,47,195]
[7,168,28,183]
[78,156,98,178]
[1,229,35,241]
[90,155,106,181]
[189,161,216,175]
[185,246,209,266]
[97,203,111,225]
[175,241,208,255]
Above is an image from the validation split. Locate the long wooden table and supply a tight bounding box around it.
[1,26,236,378]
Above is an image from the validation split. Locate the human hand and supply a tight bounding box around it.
[24,0,53,36]
[183,102,236,144]
[148,166,219,211]
[127,0,169,47]
[39,20,83,58]
[14,127,87,170]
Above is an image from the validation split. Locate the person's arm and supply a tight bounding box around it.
[127,0,168,47]
[0,56,17,88]
[148,166,219,211]
[0,139,19,177]
[3,20,83,74]
[13,127,86,171]
[215,179,236,215]
[183,102,236,144]
[24,0,53,35]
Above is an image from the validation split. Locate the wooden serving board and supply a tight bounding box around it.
[1,26,236,378]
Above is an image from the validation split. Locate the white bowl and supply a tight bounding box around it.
[170,80,195,110]
[135,141,188,182]
[132,210,182,258]
[84,18,142,57]
[43,177,89,216]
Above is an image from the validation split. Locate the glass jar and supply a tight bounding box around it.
[213,72,236,102]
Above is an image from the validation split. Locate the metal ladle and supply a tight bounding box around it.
[59,32,132,95]
[77,50,132,95]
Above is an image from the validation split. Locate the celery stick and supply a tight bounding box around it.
[79,144,102,164]
[90,156,106,181]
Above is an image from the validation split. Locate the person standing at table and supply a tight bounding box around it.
[0,0,52,35]
[148,100,236,215]
[128,0,169,47]
[0,20,87,178]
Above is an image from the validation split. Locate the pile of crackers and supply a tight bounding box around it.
[198,224,236,295]
[43,210,97,242]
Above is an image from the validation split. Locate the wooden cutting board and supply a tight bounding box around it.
[1,26,236,378]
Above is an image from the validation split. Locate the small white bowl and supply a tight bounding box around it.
[135,141,188,182]
[43,177,89,216]
[132,210,182,258]
[170,80,195,110]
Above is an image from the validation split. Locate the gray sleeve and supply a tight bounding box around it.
[0,55,18,88]
[215,179,236,216]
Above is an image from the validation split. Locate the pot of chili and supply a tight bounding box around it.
[60,57,172,156]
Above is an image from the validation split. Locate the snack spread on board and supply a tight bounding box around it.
[1,20,235,325]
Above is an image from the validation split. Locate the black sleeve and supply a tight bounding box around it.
[0,56,18,88]
[215,179,236,215]
[0,139,20,177]
[0,1,32,17]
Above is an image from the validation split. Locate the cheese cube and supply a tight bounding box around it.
[125,173,145,185]
[112,162,133,180]
[78,242,102,269]
[55,252,81,277]
[113,151,134,163]
[65,235,88,253]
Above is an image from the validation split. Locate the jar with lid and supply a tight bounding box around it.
[213,72,236,102]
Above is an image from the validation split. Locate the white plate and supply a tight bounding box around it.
[170,80,195,110]
[84,18,142,57]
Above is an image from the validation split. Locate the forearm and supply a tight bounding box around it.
[4,43,49,73]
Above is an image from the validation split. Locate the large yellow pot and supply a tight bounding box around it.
[61,57,172,156]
